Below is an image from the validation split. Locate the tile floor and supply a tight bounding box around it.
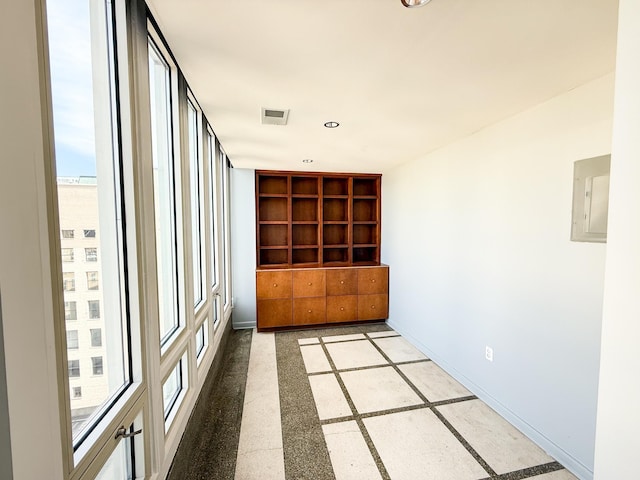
[293,329,576,480]
[172,325,579,480]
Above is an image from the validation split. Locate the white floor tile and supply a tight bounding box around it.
[323,421,382,480]
[531,470,578,480]
[298,337,320,345]
[437,399,554,475]
[373,336,427,363]
[399,361,471,402]
[325,340,388,370]
[364,409,488,480]
[367,331,399,338]
[300,344,331,373]
[322,333,367,343]
[235,331,285,480]
[340,366,422,414]
[308,374,352,420]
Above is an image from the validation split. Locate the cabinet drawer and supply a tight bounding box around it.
[292,270,326,298]
[358,294,388,321]
[326,268,357,296]
[293,297,326,325]
[257,271,292,299]
[257,299,292,328]
[326,295,357,323]
[357,267,389,295]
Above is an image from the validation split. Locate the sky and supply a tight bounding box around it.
[47,0,98,177]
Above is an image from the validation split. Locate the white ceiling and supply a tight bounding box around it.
[147,0,618,174]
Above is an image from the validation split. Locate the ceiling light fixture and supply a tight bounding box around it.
[324,121,339,128]
[401,0,432,7]
[302,159,314,163]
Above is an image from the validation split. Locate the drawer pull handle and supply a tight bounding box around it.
[273,283,277,287]
[371,305,376,309]
[307,309,312,313]
[340,307,344,311]
[371,279,376,283]
[340,280,344,284]
[308,282,312,286]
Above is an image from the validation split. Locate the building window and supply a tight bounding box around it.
[86,271,99,290]
[88,300,100,319]
[188,98,205,308]
[62,229,74,239]
[64,301,77,321]
[207,131,218,290]
[84,229,96,238]
[85,247,98,262]
[62,248,74,262]
[196,320,207,359]
[68,360,80,378]
[63,272,75,292]
[72,387,82,399]
[90,328,102,347]
[149,36,181,346]
[92,357,103,376]
[67,330,79,350]
[163,358,185,422]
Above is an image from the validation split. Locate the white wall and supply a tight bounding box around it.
[594,1,640,477]
[230,168,257,329]
[382,73,614,479]
[0,1,65,478]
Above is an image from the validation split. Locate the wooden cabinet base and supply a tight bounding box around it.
[257,299,292,328]
[256,265,388,330]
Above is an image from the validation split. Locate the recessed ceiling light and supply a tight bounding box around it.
[302,159,314,163]
[401,0,432,7]
[324,121,339,128]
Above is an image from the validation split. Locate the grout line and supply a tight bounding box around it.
[318,338,391,480]
[296,327,567,480]
[305,358,430,377]
[477,461,565,480]
[366,334,498,478]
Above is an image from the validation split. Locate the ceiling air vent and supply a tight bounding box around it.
[261,107,289,126]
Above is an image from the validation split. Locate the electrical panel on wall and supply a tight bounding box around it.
[571,154,611,243]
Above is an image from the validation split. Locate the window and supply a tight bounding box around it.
[72,387,82,399]
[162,358,185,424]
[85,247,98,262]
[88,300,100,319]
[62,229,74,239]
[148,36,180,345]
[67,330,79,350]
[86,271,99,290]
[63,272,75,292]
[188,98,205,307]
[196,320,207,359]
[90,328,102,347]
[92,357,103,376]
[65,301,77,321]
[220,151,231,309]
[68,360,80,378]
[207,131,218,290]
[47,0,139,468]
[62,248,74,262]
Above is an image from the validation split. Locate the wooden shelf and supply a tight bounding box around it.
[258,175,288,195]
[291,176,319,195]
[256,170,381,268]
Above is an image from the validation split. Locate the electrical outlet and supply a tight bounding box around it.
[485,346,494,362]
